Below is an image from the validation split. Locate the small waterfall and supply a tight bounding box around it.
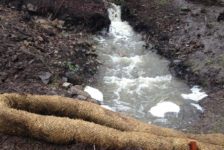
[93,4,207,129]
[108,4,134,39]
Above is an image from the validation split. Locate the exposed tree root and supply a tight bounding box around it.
[0,93,224,150]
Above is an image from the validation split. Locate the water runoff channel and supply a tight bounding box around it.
[85,3,208,129]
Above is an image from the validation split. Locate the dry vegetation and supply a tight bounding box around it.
[0,93,224,149]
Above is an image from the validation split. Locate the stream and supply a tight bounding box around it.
[91,4,208,129]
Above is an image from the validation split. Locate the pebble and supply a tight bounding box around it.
[62,82,72,88]
[38,72,52,84]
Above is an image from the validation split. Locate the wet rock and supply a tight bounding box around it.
[38,72,52,84]
[68,86,91,98]
[62,82,72,89]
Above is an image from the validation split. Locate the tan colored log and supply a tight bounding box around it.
[0,93,223,149]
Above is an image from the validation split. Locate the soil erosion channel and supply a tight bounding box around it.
[95,4,207,129]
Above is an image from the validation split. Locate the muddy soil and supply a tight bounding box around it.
[0,3,109,150]
[121,0,224,133]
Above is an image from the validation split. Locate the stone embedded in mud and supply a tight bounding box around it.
[62,82,72,89]
[38,72,52,84]
[26,3,37,12]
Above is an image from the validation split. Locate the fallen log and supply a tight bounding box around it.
[0,93,224,150]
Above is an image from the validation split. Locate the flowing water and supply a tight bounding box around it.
[93,4,207,129]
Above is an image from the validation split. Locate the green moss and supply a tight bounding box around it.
[66,62,79,72]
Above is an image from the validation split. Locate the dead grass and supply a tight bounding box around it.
[0,93,223,149]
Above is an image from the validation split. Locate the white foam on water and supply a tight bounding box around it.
[191,103,204,112]
[84,86,104,102]
[181,86,208,101]
[110,55,142,65]
[149,102,180,118]
[104,75,172,99]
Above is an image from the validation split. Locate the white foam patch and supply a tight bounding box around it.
[149,102,180,118]
[110,55,142,64]
[104,75,172,98]
[191,103,204,112]
[84,86,104,102]
[181,86,208,101]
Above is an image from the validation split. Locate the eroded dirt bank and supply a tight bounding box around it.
[0,1,111,149]
[120,0,224,133]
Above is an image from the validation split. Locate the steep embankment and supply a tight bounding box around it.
[120,0,224,133]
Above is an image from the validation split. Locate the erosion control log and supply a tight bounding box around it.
[0,93,224,150]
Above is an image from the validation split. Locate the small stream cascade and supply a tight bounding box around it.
[92,3,207,129]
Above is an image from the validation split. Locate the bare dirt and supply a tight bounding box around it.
[0,2,109,150]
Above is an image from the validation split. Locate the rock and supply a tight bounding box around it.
[68,86,91,98]
[181,7,191,12]
[26,3,37,12]
[38,72,52,84]
[62,82,72,89]
[77,95,87,100]
[62,77,68,82]
[37,36,44,42]
[173,59,182,65]
[74,85,83,90]
[65,71,83,85]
